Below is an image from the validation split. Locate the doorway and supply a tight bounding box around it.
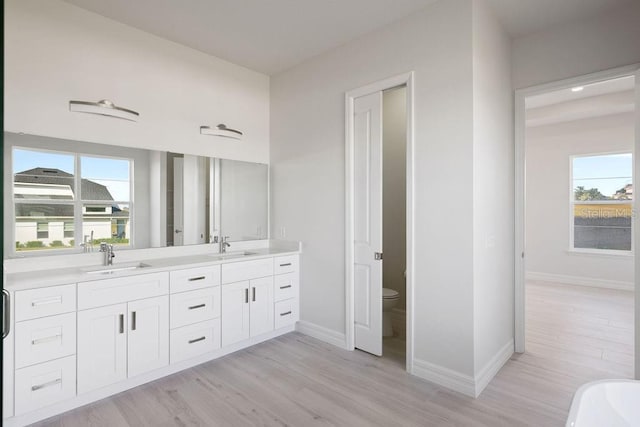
[515,65,640,379]
[345,72,415,372]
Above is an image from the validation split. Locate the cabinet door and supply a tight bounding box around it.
[221,281,250,346]
[128,296,169,378]
[77,303,127,394]
[249,276,274,338]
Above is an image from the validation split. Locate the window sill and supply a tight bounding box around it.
[566,248,633,258]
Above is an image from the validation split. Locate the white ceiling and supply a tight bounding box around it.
[63,0,631,75]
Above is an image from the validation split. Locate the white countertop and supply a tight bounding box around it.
[5,247,299,291]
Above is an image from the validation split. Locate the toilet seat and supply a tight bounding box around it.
[382,288,399,299]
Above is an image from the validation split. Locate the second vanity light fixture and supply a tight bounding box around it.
[200,123,243,140]
[69,99,139,121]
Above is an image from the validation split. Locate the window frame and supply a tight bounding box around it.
[11,146,135,256]
[569,151,634,256]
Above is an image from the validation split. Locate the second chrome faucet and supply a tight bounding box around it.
[99,242,116,266]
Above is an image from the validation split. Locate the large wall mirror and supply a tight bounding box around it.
[3,132,269,257]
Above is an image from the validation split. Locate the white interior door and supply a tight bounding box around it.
[173,157,184,246]
[354,91,383,356]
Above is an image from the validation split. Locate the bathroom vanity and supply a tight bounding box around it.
[2,245,300,426]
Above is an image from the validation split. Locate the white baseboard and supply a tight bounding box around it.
[412,358,476,397]
[296,320,348,349]
[474,339,513,397]
[526,271,633,291]
[412,338,513,398]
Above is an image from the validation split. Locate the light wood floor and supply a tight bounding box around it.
[32,281,634,427]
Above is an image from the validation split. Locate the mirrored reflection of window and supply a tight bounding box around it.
[12,147,133,252]
[571,153,633,252]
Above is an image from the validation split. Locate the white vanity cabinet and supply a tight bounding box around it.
[77,273,170,394]
[12,284,77,416]
[273,255,300,329]
[169,266,222,364]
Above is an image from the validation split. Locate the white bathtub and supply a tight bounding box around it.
[566,380,640,427]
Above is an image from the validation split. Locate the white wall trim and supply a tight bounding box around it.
[514,63,640,354]
[412,359,476,397]
[345,71,416,373]
[474,339,514,397]
[296,320,348,350]
[527,271,634,291]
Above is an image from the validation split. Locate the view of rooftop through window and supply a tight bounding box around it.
[12,148,132,252]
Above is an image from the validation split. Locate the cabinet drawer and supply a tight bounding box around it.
[274,255,299,275]
[274,272,298,302]
[170,319,220,364]
[15,284,76,322]
[15,355,76,416]
[170,265,220,294]
[221,258,273,284]
[15,312,76,369]
[170,287,221,329]
[78,272,169,310]
[274,299,298,330]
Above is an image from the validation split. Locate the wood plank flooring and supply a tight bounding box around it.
[32,281,634,427]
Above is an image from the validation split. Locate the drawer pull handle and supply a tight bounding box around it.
[279,285,292,289]
[252,287,256,302]
[32,296,62,307]
[188,276,206,282]
[32,378,62,391]
[131,311,137,331]
[188,304,206,310]
[280,311,292,316]
[245,288,249,304]
[119,314,124,334]
[188,336,206,344]
[279,263,292,267]
[32,334,62,345]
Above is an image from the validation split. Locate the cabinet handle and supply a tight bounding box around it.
[119,314,124,334]
[245,288,249,304]
[31,296,62,307]
[131,311,137,331]
[252,287,256,302]
[188,303,206,310]
[32,378,62,391]
[279,263,292,267]
[188,336,206,344]
[32,334,62,345]
[2,290,10,339]
[279,285,292,289]
[188,276,206,282]
[280,311,292,316]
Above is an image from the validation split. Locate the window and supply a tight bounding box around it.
[13,148,132,253]
[571,153,633,252]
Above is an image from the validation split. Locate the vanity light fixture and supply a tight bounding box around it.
[200,124,243,140]
[69,99,139,121]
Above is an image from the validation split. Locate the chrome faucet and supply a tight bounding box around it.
[100,242,115,266]
[220,236,231,253]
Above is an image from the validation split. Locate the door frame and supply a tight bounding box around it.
[345,71,415,372]
[514,63,640,375]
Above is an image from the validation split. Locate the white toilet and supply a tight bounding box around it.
[382,288,399,337]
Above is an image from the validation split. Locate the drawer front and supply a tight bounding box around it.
[78,272,169,310]
[170,265,221,294]
[170,287,221,329]
[274,272,298,302]
[15,355,76,416]
[15,284,76,322]
[221,258,273,284]
[170,319,220,364]
[274,255,299,275]
[15,312,76,369]
[274,298,299,330]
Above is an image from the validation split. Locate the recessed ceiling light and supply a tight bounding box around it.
[571,86,584,92]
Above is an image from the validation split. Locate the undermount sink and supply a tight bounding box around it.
[209,251,257,260]
[82,262,152,275]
